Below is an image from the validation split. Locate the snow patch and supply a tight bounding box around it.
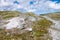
[5,17,25,29]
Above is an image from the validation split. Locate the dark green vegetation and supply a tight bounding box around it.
[0,11,20,19]
[32,18,53,40]
[0,11,54,40]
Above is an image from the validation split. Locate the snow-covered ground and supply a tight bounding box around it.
[4,16,36,31]
[5,17,19,29]
[5,17,25,29]
[43,16,60,40]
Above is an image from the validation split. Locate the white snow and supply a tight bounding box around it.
[44,16,60,40]
[25,28,32,31]
[5,17,33,32]
[5,17,25,29]
[5,17,19,29]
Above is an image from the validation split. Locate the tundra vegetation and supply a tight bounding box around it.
[0,11,53,40]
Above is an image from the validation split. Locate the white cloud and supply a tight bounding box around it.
[0,0,13,6]
[48,1,60,9]
[27,9,36,12]
[0,0,60,14]
[16,5,22,8]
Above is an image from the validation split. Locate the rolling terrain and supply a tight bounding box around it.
[40,12,60,40]
[0,11,60,40]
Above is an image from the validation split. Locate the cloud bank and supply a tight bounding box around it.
[0,0,60,14]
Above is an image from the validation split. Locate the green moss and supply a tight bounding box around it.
[33,18,53,38]
[0,11,20,19]
[0,11,53,40]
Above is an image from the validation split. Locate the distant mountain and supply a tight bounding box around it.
[40,12,60,20]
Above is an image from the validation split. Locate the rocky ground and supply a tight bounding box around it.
[0,11,60,40]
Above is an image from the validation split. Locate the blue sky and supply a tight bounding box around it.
[0,0,60,14]
[51,0,60,3]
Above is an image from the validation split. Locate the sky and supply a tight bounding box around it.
[0,0,60,14]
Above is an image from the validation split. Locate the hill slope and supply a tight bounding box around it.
[0,11,21,19]
[40,12,60,20]
[40,12,60,40]
[1,11,60,40]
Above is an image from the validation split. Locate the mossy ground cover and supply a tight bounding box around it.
[0,11,20,19]
[0,11,53,40]
[0,19,53,40]
[32,18,53,39]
